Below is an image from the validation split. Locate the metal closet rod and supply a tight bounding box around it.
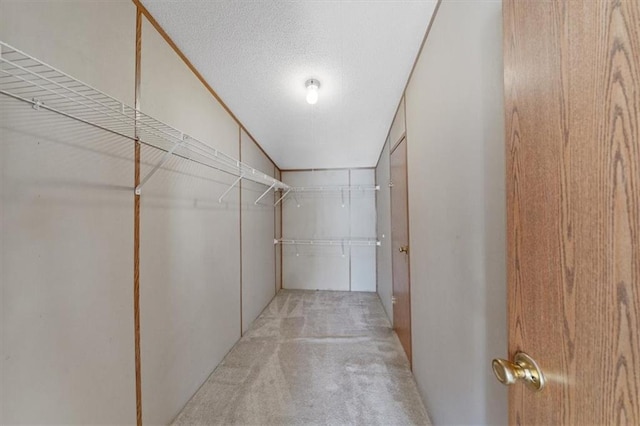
[274,238,381,247]
[0,41,289,201]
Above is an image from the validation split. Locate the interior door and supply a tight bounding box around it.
[390,137,412,365]
[501,0,640,424]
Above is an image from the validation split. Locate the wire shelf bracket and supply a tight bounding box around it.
[274,188,292,206]
[217,173,245,203]
[136,134,187,195]
[255,182,277,205]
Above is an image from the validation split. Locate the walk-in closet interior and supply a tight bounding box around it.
[10,0,637,425]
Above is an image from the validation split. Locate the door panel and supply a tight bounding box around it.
[504,0,640,424]
[391,138,412,364]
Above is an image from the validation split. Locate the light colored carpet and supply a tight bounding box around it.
[172,290,431,425]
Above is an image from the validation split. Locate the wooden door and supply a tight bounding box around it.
[504,0,640,424]
[390,138,412,365]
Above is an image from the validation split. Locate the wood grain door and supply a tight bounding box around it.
[503,0,640,424]
[390,138,412,365]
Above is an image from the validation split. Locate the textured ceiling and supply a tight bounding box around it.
[141,1,437,169]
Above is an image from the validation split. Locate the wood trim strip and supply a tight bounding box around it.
[280,166,375,173]
[133,7,143,426]
[348,169,352,292]
[374,167,378,294]
[375,0,442,169]
[279,168,283,290]
[131,0,280,169]
[375,138,389,170]
[390,131,407,154]
[274,168,277,294]
[239,125,243,337]
[402,96,413,370]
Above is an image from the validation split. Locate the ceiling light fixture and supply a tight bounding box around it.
[305,79,320,105]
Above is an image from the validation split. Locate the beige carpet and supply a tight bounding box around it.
[172,290,431,425]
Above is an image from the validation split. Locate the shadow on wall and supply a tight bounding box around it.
[479,4,508,426]
[403,1,508,425]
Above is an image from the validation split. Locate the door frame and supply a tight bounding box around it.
[389,135,412,367]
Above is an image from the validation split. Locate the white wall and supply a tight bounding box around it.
[404,1,507,424]
[138,16,243,425]
[282,170,376,292]
[0,1,137,423]
[375,138,393,322]
[1,2,281,424]
[349,169,377,292]
[240,130,277,334]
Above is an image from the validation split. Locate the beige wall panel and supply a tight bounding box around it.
[282,170,350,291]
[139,19,238,157]
[282,170,376,292]
[389,98,406,149]
[0,1,137,423]
[349,169,376,292]
[0,0,136,105]
[375,139,393,321]
[404,1,506,424]
[241,130,276,333]
[139,18,241,425]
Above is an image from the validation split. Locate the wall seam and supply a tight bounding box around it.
[348,169,352,292]
[130,0,280,169]
[402,96,413,370]
[133,7,143,426]
[239,125,243,336]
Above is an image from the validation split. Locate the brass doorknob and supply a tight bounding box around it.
[399,246,409,254]
[492,351,545,391]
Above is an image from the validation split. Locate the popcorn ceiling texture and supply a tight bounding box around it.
[140,1,437,169]
[172,290,431,425]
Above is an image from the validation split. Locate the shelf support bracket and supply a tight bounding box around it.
[218,173,245,203]
[274,188,291,206]
[135,136,187,195]
[255,182,277,205]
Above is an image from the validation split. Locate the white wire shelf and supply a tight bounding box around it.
[274,238,381,247]
[0,41,289,198]
[274,184,379,206]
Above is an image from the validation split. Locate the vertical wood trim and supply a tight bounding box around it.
[374,161,379,294]
[279,172,283,290]
[274,168,278,295]
[239,125,243,337]
[133,7,143,426]
[348,169,352,292]
[403,96,412,370]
